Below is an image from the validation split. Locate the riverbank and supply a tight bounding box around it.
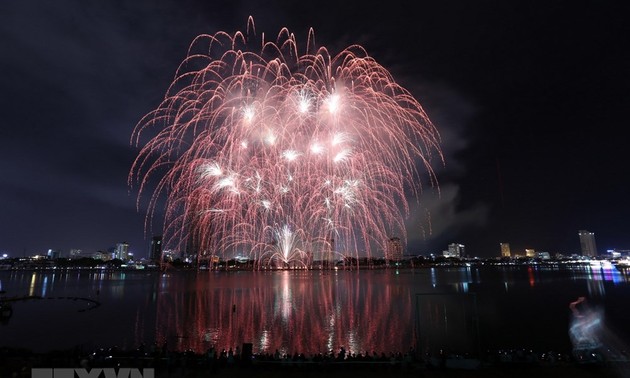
[2,346,628,378]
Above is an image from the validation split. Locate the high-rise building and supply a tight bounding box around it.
[500,243,511,257]
[386,237,403,262]
[150,235,163,262]
[327,237,335,263]
[115,242,130,261]
[578,230,598,257]
[444,243,465,258]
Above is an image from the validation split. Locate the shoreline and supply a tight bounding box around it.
[1,258,626,273]
[1,345,627,378]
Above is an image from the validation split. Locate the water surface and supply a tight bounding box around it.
[1,264,628,356]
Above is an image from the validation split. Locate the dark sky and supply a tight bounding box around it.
[1,0,628,259]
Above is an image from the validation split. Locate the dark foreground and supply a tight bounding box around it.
[2,346,629,378]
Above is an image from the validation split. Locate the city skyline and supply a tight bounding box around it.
[5,229,616,261]
[1,1,629,258]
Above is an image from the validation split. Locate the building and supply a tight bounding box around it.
[608,249,630,258]
[578,230,598,257]
[324,237,335,263]
[93,251,110,261]
[386,237,403,262]
[443,243,465,258]
[47,249,60,259]
[115,242,130,261]
[150,235,163,262]
[525,249,536,258]
[500,243,511,258]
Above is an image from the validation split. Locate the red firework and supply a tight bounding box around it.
[130,17,442,267]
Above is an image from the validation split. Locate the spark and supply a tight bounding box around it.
[282,150,301,162]
[129,17,442,268]
[326,93,340,114]
[310,142,325,155]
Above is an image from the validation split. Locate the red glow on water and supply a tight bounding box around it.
[154,271,415,355]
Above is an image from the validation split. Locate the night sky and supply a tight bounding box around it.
[1,1,628,259]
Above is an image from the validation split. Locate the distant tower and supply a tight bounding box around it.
[445,243,465,258]
[115,242,130,261]
[500,243,511,257]
[386,237,403,262]
[578,230,598,257]
[151,235,163,262]
[47,249,60,259]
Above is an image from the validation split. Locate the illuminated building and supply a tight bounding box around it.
[525,248,535,257]
[150,235,163,262]
[323,237,335,265]
[500,243,511,257]
[115,242,130,261]
[443,243,465,258]
[93,251,110,261]
[386,237,403,262]
[579,230,598,257]
[46,249,60,259]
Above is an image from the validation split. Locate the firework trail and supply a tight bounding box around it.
[130,17,442,267]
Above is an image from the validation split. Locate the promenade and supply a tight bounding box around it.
[2,345,627,378]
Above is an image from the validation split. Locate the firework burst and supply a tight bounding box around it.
[130,17,442,267]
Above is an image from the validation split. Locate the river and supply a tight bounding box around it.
[1,263,629,357]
